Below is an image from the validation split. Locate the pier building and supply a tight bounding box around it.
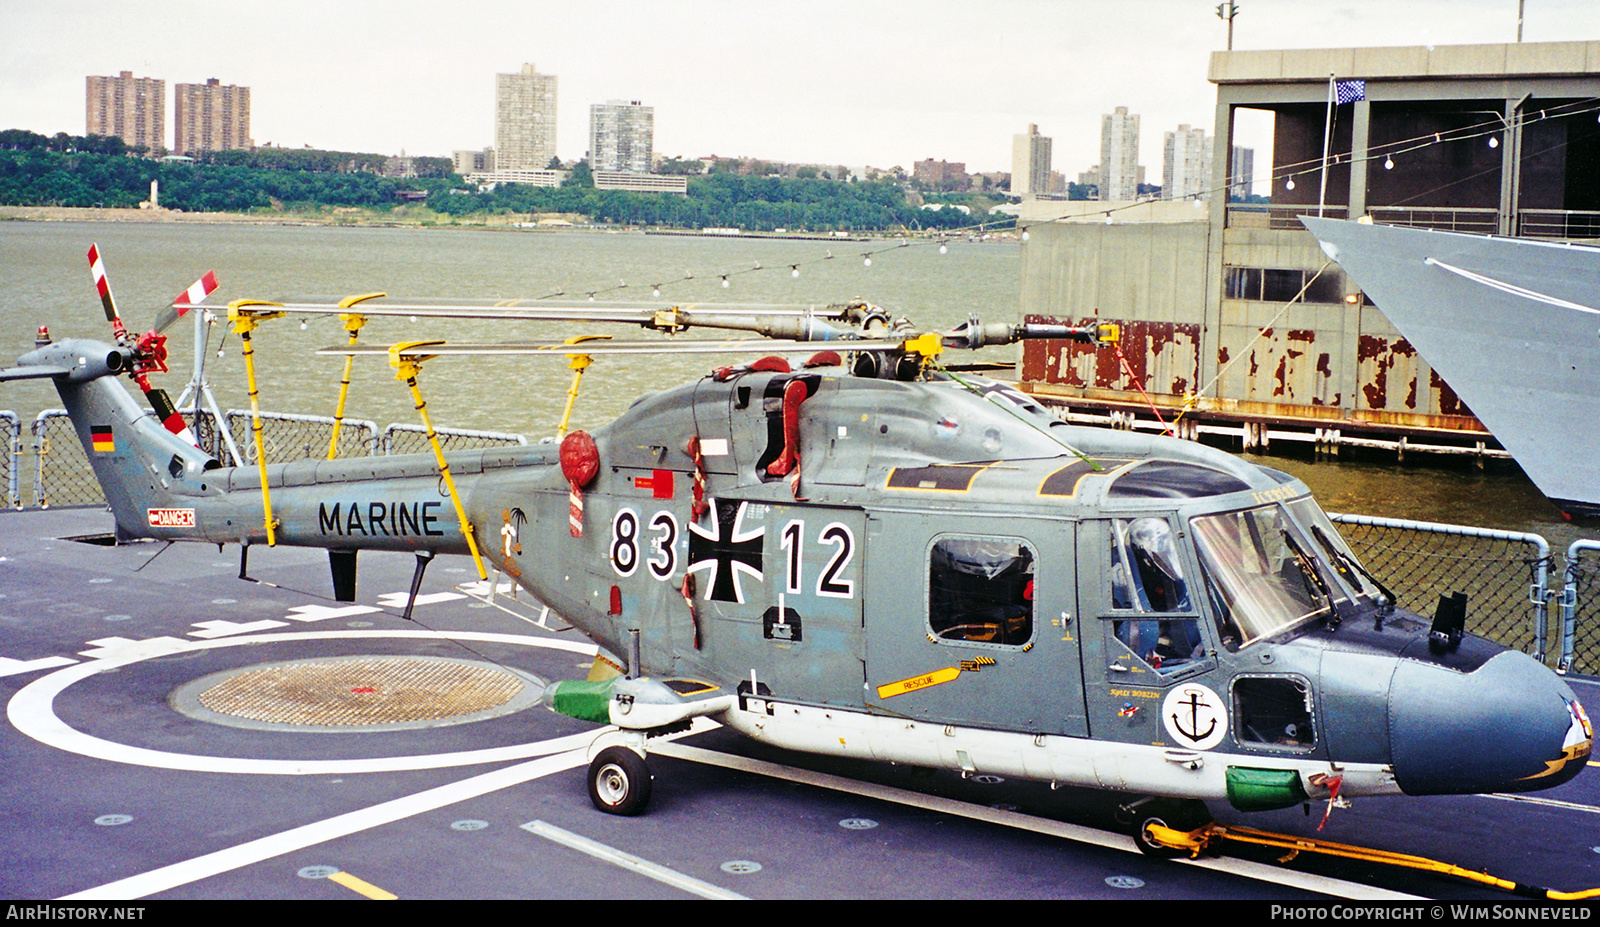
[1016,40,1600,457]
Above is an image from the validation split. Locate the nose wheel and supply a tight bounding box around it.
[1118,798,1213,858]
[588,746,653,815]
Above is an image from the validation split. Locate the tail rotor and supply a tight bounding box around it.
[85,244,219,445]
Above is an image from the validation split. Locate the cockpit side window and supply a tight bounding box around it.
[928,536,1035,647]
[1191,505,1331,652]
[1108,517,1206,675]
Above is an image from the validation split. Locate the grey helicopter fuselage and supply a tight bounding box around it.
[24,335,1593,814]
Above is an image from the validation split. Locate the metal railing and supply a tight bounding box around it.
[6,412,1594,676]
[1227,204,1349,231]
[1364,206,1500,235]
[222,409,381,463]
[1329,513,1554,662]
[1517,208,1600,240]
[381,423,527,456]
[1,412,19,510]
[1560,541,1600,677]
[22,409,529,508]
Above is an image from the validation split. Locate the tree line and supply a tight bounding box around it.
[0,131,1004,233]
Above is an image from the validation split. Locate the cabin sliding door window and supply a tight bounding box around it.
[927,536,1035,647]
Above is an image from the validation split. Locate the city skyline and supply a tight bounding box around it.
[6,1,1599,179]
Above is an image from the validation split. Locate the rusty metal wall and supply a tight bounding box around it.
[1016,220,1483,433]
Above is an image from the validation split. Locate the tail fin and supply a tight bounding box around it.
[21,338,217,540]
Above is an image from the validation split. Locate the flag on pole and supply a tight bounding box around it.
[1334,79,1366,104]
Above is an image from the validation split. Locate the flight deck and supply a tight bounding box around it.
[1,506,1596,902]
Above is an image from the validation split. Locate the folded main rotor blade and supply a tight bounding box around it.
[316,337,911,358]
[265,297,846,322]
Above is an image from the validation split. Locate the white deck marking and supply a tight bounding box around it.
[61,748,592,900]
[653,741,1424,902]
[521,820,746,900]
[1478,792,1600,814]
[9,629,599,774]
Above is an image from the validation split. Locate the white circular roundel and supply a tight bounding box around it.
[1161,682,1227,750]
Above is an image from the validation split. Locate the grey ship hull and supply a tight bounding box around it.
[1304,217,1600,519]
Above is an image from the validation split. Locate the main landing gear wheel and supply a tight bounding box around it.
[588,746,653,815]
[1123,798,1212,859]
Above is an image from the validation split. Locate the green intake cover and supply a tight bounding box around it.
[549,679,615,724]
[1225,766,1309,812]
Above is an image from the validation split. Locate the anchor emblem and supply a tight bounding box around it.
[1160,683,1226,750]
[1172,690,1218,742]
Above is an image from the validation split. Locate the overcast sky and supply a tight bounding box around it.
[4,1,1598,179]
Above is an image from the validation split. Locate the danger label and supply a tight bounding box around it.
[147,508,196,528]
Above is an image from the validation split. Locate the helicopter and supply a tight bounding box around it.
[0,247,1590,858]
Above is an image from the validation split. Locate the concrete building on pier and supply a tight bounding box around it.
[1016,40,1600,455]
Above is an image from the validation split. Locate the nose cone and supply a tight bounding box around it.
[1389,649,1592,796]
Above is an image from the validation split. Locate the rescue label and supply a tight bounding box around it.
[147,508,195,528]
[876,666,960,699]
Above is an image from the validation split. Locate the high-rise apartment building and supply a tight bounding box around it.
[496,64,558,171]
[86,71,165,153]
[1162,124,1212,201]
[1099,106,1141,202]
[589,100,653,174]
[1229,145,1255,200]
[173,78,251,156]
[1011,124,1053,197]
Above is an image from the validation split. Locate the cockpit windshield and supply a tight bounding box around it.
[1190,497,1378,651]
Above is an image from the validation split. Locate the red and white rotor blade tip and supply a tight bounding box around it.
[87,243,124,330]
[153,270,219,334]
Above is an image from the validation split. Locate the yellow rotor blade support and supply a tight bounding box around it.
[389,342,487,581]
[328,292,385,460]
[228,299,286,546]
[552,335,611,438]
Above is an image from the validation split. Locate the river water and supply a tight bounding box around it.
[0,219,1588,552]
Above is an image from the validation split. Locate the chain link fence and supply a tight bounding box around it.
[381,423,528,456]
[1,413,19,510]
[225,410,381,463]
[31,411,105,508]
[1560,542,1600,677]
[19,409,527,508]
[1329,513,1554,660]
[6,414,1594,676]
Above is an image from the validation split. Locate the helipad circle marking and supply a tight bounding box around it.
[94,814,132,826]
[8,629,600,775]
[839,818,877,830]
[972,774,1005,784]
[1106,876,1145,889]
[451,819,489,832]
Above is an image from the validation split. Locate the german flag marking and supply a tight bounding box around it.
[91,426,114,453]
